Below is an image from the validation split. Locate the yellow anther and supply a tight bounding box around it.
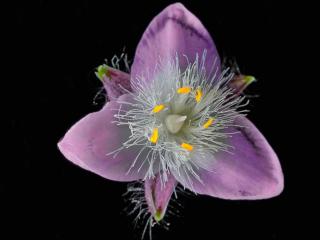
[152,104,165,113]
[177,86,191,94]
[203,117,215,129]
[149,128,159,143]
[195,88,202,103]
[181,142,193,151]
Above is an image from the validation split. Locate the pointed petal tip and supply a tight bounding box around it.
[56,95,152,182]
[144,173,177,221]
[168,2,186,8]
[131,1,220,83]
[97,66,132,100]
[231,116,285,200]
[154,209,164,222]
[57,138,89,170]
[163,2,189,16]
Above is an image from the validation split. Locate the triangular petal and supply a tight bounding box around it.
[172,116,284,200]
[131,3,220,83]
[58,94,151,182]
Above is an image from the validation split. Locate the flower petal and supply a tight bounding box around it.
[57,94,151,182]
[131,3,220,83]
[144,172,177,221]
[172,116,284,200]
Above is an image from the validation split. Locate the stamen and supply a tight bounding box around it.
[177,86,191,94]
[195,88,202,103]
[203,117,215,128]
[149,128,159,143]
[181,143,193,151]
[152,104,165,113]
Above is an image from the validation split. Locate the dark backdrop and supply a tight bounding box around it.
[5,0,302,239]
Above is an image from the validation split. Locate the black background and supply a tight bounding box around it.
[5,0,305,239]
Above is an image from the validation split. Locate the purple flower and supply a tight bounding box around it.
[58,3,283,225]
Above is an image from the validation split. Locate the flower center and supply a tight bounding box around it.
[112,55,247,184]
[165,114,187,134]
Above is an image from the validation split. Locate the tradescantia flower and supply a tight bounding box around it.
[58,2,283,231]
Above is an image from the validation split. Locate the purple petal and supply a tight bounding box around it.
[131,3,220,83]
[144,172,177,221]
[172,116,284,200]
[101,67,132,100]
[57,94,151,182]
